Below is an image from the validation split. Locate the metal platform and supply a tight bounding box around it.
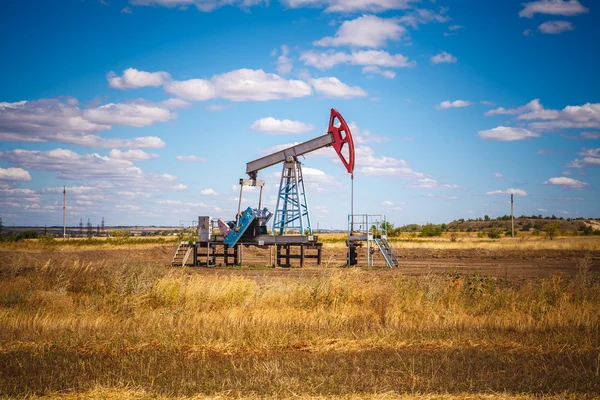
[188,238,322,268]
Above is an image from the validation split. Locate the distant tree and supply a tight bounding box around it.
[484,215,490,222]
[544,222,560,240]
[380,221,394,234]
[487,229,502,239]
[420,224,443,237]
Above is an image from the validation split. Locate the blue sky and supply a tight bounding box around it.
[1,0,599,228]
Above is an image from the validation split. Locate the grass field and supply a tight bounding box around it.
[1,236,599,399]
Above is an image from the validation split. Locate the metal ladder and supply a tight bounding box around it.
[171,241,192,266]
[374,238,398,268]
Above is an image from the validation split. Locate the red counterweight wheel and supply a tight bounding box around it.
[328,108,355,174]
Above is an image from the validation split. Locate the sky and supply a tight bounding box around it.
[0,0,599,229]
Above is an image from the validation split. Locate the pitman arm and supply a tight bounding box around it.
[245,108,355,180]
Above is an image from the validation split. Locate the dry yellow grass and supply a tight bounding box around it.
[1,248,599,398]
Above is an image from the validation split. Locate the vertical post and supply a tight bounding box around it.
[258,184,264,210]
[63,185,66,239]
[511,193,514,238]
[350,173,354,234]
[235,181,243,230]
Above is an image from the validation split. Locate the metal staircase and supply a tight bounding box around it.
[172,241,193,266]
[374,238,398,268]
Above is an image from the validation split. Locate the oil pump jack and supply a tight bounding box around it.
[172,109,355,267]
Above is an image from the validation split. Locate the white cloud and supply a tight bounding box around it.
[117,191,152,199]
[543,177,589,189]
[108,149,159,160]
[300,49,415,70]
[581,132,600,139]
[0,167,31,181]
[436,100,472,110]
[251,117,314,134]
[519,0,589,18]
[493,172,503,178]
[486,188,528,197]
[355,146,408,167]
[176,155,208,162]
[164,69,313,101]
[431,51,457,64]
[485,99,543,116]
[538,208,548,212]
[382,200,394,206]
[448,25,464,31]
[410,178,459,189]
[107,68,170,89]
[116,204,141,211]
[281,0,416,13]
[362,66,396,79]
[200,188,218,196]
[314,15,407,48]
[564,148,600,168]
[524,102,600,131]
[121,6,132,13]
[425,193,459,200]
[276,45,293,75]
[349,123,391,144]
[538,20,575,34]
[310,77,367,98]
[0,148,142,181]
[478,126,540,141]
[205,104,229,112]
[0,188,40,203]
[359,166,423,179]
[172,184,188,191]
[157,200,182,205]
[0,98,168,148]
[42,185,98,195]
[129,0,266,12]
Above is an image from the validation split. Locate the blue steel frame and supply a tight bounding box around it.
[272,160,312,236]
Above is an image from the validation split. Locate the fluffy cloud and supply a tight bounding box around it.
[314,15,407,48]
[410,178,459,189]
[359,166,423,178]
[0,148,142,181]
[108,149,159,160]
[543,177,589,189]
[300,49,415,70]
[0,167,31,181]
[129,0,266,12]
[107,68,170,89]
[310,77,367,98]
[519,0,589,18]
[164,69,313,101]
[251,117,314,134]
[486,99,600,131]
[485,99,542,116]
[176,155,208,162]
[494,172,504,178]
[200,188,218,196]
[0,98,168,148]
[478,126,540,141]
[362,66,396,79]
[431,51,457,64]
[564,147,600,168]
[524,102,600,130]
[276,45,293,75]
[280,0,416,13]
[436,100,472,110]
[486,188,528,196]
[538,20,575,34]
[349,123,391,144]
